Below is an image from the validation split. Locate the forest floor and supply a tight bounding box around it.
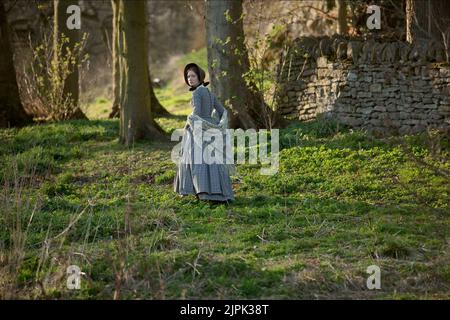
[1,45,450,298]
[1,88,449,299]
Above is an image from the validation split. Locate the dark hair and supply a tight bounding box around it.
[186,67,199,80]
[183,63,210,90]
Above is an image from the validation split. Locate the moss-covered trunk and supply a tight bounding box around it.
[117,0,166,145]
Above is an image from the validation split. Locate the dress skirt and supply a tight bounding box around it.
[173,118,235,202]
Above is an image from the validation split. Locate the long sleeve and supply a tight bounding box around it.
[192,89,202,116]
[213,94,225,118]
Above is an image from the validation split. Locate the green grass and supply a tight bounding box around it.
[81,96,112,120]
[0,105,449,299]
[177,47,208,74]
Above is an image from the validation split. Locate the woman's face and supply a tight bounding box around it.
[187,70,200,87]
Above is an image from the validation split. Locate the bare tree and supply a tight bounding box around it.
[406,0,450,44]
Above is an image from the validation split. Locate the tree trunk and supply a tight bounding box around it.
[53,0,87,120]
[406,0,414,44]
[109,0,120,118]
[109,0,169,119]
[205,0,278,130]
[336,0,348,35]
[0,1,33,128]
[148,71,170,117]
[109,71,170,119]
[117,0,166,145]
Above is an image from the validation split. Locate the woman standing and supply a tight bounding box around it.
[173,62,235,203]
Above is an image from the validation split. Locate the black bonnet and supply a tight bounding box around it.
[184,62,210,91]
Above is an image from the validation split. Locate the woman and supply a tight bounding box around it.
[173,62,235,203]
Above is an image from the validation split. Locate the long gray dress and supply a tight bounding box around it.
[173,84,235,202]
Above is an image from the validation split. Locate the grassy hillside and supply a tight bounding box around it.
[1,107,449,299]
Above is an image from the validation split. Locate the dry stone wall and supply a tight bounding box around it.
[277,35,450,136]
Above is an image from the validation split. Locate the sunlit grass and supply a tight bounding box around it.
[0,111,449,299]
[81,96,112,120]
[177,47,208,73]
